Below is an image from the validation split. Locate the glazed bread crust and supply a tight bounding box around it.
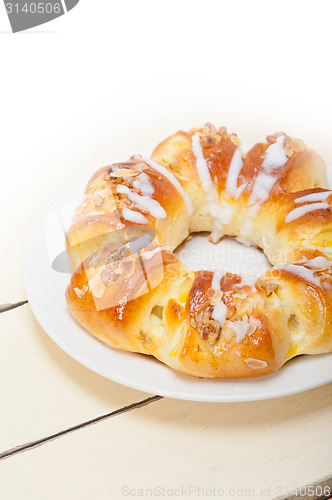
[65,124,332,378]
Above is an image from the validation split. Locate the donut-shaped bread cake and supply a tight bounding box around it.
[65,123,332,378]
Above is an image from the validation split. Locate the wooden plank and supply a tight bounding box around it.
[0,305,152,451]
[0,387,331,500]
[0,395,162,460]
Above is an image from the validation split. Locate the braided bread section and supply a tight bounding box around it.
[151,124,327,256]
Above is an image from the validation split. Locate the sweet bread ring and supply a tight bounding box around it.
[65,124,332,378]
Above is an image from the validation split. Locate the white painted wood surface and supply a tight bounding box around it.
[0,385,331,500]
[0,306,150,451]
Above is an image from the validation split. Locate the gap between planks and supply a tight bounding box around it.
[0,301,28,314]
[0,395,163,461]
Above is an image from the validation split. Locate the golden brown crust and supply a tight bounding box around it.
[65,124,332,378]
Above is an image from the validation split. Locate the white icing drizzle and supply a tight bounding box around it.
[249,173,279,216]
[234,182,248,200]
[249,135,287,213]
[121,208,148,224]
[227,315,249,343]
[211,301,228,328]
[211,269,227,328]
[238,273,257,287]
[116,185,166,219]
[191,134,212,191]
[303,257,332,269]
[262,136,288,169]
[245,358,268,369]
[145,160,193,216]
[276,263,321,287]
[241,143,253,156]
[132,172,154,196]
[294,191,332,204]
[211,269,226,291]
[192,134,233,238]
[142,246,170,260]
[285,203,329,223]
[225,147,244,198]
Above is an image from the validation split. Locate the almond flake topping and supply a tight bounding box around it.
[110,169,140,178]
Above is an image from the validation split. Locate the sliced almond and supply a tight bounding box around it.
[247,323,257,335]
[230,134,241,146]
[204,122,217,134]
[190,128,205,138]
[218,126,228,139]
[195,288,215,312]
[266,132,285,144]
[201,135,216,148]
[116,258,136,279]
[222,327,234,342]
[92,193,104,207]
[100,268,119,286]
[226,304,237,319]
[110,169,140,178]
[88,275,106,298]
[73,285,88,299]
[291,138,305,153]
[285,142,293,158]
[211,290,224,305]
[245,358,267,369]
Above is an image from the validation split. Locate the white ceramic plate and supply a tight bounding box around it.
[23,165,332,402]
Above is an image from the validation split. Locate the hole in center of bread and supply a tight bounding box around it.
[174,232,271,281]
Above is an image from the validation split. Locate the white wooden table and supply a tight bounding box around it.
[1,1,332,497]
